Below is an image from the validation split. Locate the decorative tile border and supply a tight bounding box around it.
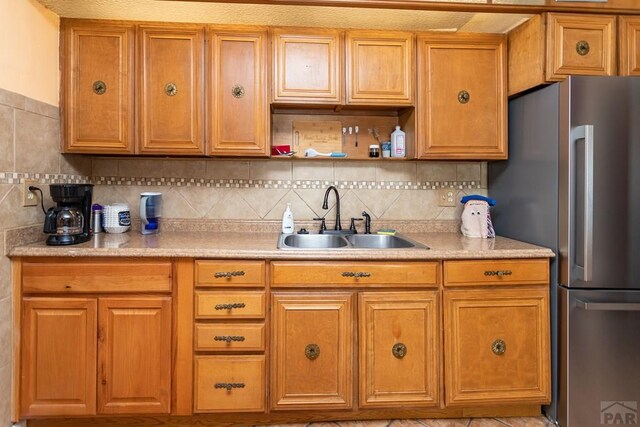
[2,173,482,190]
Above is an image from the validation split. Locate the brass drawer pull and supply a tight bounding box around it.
[214,303,246,310]
[341,271,372,278]
[458,90,470,104]
[392,342,407,359]
[576,40,590,56]
[231,84,245,98]
[484,270,513,277]
[215,382,245,391]
[214,335,246,342]
[92,80,106,95]
[214,270,246,278]
[305,343,320,360]
[492,339,506,355]
[164,82,178,96]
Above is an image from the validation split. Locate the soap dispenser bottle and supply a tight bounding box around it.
[282,203,294,234]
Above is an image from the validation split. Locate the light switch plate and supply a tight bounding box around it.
[438,188,457,207]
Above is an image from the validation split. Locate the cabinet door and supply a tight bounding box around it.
[98,297,172,414]
[208,28,269,156]
[444,288,550,405]
[417,33,507,160]
[139,26,204,155]
[272,28,342,104]
[21,298,97,417]
[619,15,640,76]
[271,292,353,410]
[359,292,439,408]
[546,13,616,79]
[346,31,414,105]
[61,21,134,154]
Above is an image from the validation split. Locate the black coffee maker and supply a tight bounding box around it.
[43,184,94,245]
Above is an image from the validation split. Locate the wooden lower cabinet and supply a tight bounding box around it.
[270,292,354,410]
[444,288,551,405]
[359,291,439,408]
[194,355,266,413]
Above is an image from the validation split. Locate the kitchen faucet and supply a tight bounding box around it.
[322,185,342,232]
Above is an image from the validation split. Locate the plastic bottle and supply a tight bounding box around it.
[281,203,294,234]
[390,126,406,158]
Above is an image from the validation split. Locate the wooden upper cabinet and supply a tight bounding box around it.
[546,13,617,79]
[61,20,134,154]
[619,15,640,76]
[444,288,550,406]
[417,33,507,160]
[208,27,269,156]
[98,297,172,414]
[272,28,343,105]
[21,298,97,417]
[345,31,414,105]
[138,25,205,155]
[359,292,439,408]
[271,292,353,410]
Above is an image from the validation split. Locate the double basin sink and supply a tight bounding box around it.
[277,233,428,250]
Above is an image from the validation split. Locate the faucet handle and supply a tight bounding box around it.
[361,211,372,234]
[349,217,363,233]
[313,217,327,234]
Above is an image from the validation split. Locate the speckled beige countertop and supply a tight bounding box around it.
[9,231,554,260]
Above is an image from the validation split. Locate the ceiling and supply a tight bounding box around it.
[36,0,532,33]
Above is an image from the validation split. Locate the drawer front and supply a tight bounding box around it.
[547,13,616,79]
[195,260,265,287]
[194,355,265,413]
[22,257,172,293]
[444,288,550,405]
[271,261,439,288]
[195,323,265,352]
[443,259,549,287]
[195,291,266,319]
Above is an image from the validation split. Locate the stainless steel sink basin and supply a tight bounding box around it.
[277,233,428,250]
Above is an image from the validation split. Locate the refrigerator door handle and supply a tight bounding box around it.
[576,299,640,311]
[571,125,594,282]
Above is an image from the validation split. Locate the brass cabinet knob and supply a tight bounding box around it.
[231,84,245,98]
[213,335,246,342]
[215,382,245,391]
[214,302,246,310]
[458,90,470,104]
[392,342,407,359]
[164,83,178,96]
[576,40,590,56]
[214,270,246,278]
[492,339,506,355]
[305,343,320,360]
[92,80,106,95]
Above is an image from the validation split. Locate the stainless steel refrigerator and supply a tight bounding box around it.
[489,76,640,427]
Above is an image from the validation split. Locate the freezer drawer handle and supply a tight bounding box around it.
[484,270,512,277]
[576,299,640,311]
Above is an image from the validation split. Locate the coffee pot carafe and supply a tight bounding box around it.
[43,184,93,245]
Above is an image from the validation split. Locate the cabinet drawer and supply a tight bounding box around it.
[22,257,172,293]
[444,288,550,405]
[195,291,265,319]
[194,355,265,413]
[271,261,439,288]
[195,260,265,287]
[195,323,265,352]
[443,259,548,287]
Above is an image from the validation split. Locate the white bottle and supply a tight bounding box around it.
[281,203,294,234]
[390,125,406,158]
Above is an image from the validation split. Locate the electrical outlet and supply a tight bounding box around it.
[438,188,457,207]
[22,180,39,207]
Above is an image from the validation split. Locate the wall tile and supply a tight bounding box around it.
[0,297,10,367]
[249,160,291,181]
[60,154,92,176]
[0,87,25,110]
[292,160,334,182]
[241,188,288,218]
[24,97,59,119]
[205,160,250,180]
[92,158,118,176]
[0,239,10,299]
[457,162,481,182]
[294,188,328,218]
[205,189,260,219]
[175,186,231,217]
[14,110,59,174]
[0,185,45,229]
[263,190,317,221]
[381,189,442,220]
[335,191,371,226]
[0,363,10,427]
[334,161,375,182]
[0,105,14,172]
[480,161,488,188]
[160,187,200,219]
[118,159,162,178]
[417,162,456,183]
[352,188,400,219]
[376,162,417,182]
[162,159,206,179]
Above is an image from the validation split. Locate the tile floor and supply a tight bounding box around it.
[267,417,554,427]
